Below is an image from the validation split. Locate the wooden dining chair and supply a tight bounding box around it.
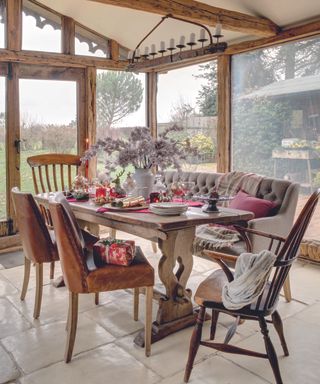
[184,189,320,384]
[11,187,59,319]
[49,199,154,362]
[27,153,82,195]
[27,153,89,279]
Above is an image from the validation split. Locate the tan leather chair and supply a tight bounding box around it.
[11,187,59,319]
[49,200,154,362]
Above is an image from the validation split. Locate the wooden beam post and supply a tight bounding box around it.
[85,67,97,179]
[88,0,278,37]
[6,63,20,227]
[216,55,231,173]
[146,72,158,138]
[6,0,22,51]
[62,16,75,55]
[109,39,120,60]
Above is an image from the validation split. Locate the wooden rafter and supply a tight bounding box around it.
[88,0,279,37]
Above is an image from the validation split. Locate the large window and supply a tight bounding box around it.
[19,79,77,192]
[0,76,6,220]
[96,70,146,173]
[231,36,320,239]
[157,62,217,172]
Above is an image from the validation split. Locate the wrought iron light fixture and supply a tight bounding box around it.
[127,14,227,68]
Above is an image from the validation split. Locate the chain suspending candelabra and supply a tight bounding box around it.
[127,14,227,68]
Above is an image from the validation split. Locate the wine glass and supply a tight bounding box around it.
[170,181,184,202]
[181,181,195,201]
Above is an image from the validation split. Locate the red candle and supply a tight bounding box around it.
[85,138,89,178]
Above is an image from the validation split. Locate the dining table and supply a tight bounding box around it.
[35,193,254,346]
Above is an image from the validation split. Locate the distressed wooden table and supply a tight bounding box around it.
[35,194,254,345]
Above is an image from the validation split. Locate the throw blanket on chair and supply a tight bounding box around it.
[193,225,240,254]
[222,250,277,310]
[216,171,264,198]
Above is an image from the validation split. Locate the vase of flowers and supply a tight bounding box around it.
[81,125,196,199]
[131,168,153,199]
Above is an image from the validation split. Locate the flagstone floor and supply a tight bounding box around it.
[0,232,319,384]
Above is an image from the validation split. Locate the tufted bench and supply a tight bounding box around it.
[163,171,300,254]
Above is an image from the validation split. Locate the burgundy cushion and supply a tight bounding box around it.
[229,190,277,219]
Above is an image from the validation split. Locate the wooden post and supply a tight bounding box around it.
[109,39,120,60]
[146,72,158,138]
[85,67,97,179]
[6,63,20,228]
[217,55,231,173]
[62,16,75,55]
[6,0,22,51]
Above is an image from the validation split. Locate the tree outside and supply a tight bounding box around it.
[96,71,143,138]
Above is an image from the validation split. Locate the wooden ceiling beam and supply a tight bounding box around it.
[88,0,279,37]
[0,49,127,70]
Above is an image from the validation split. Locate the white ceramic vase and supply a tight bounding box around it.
[132,168,154,200]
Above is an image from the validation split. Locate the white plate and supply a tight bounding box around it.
[150,202,188,210]
[102,204,149,211]
[149,206,188,216]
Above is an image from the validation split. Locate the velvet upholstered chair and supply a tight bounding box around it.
[49,199,154,362]
[11,187,60,319]
[184,189,320,384]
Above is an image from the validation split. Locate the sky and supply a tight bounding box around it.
[0,13,208,128]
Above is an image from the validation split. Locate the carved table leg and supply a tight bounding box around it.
[135,227,196,346]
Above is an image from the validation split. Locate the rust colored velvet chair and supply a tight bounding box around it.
[49,200,154,362]
[184,189,320,384]
[11,187,60,319]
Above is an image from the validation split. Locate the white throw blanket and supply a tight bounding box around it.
[222,250,277,310]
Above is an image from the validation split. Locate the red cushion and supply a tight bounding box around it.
[229,190,277,219]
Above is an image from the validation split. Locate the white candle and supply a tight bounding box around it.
[215,23,222,36]
[199,28,206,40]
[135,48,140,57]
[144,46,149,55]
[160,41,165,51]
[179,35,185,45]
[189,33,196,43]
[151,44,156,54]
[169,38,175,48]
[127,51,133,60]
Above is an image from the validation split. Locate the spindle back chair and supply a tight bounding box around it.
[184,189,320,384]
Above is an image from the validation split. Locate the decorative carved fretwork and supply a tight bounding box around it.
[75,24,109,58]
[23,0,61,31]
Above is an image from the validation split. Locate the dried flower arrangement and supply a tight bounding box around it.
[81,125,195,172]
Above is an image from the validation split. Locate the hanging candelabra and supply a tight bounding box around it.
[127,14,227,68]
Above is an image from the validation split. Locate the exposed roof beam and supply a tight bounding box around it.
[88,0,279,37]
[0,49,127,70]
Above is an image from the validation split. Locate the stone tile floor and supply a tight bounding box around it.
[0,233,319,384]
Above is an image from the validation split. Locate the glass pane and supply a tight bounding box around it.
[96,70,146,174]
[231,36,320,240]
[0,76,6,220]
[0,0,6,48]
[75,24,109,58]
[157,62,217,172]
[22,0,61,53]
[19,79,77,192]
